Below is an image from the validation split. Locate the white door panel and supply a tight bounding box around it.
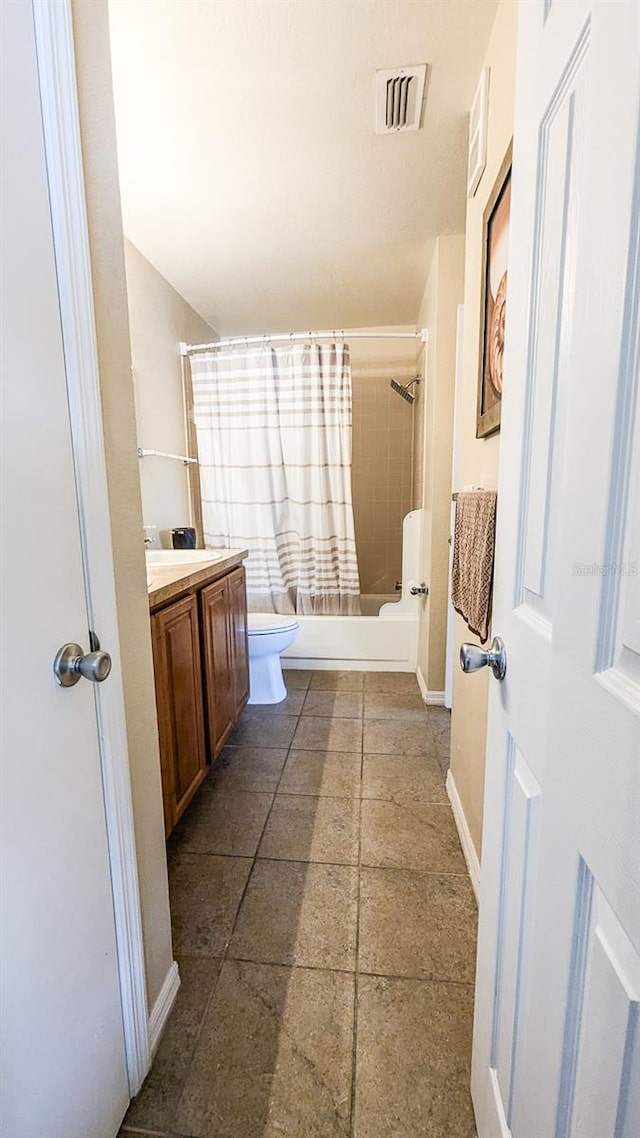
[472,1,640,1136]
[564,887,640,1138]
[1,3,129,1135]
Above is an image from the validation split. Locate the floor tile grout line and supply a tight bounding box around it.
[349,742,365,1137]
[162,941,225,1125]
[170,851,471,878]
[273,794,450,806]
[121,1125,200,1138]
[358,864,472,879]
[202,777,448,802]
[125,1127,205,1138]
[360,797,453,807]
[222,955,356,976]
[120,1128,196,1138]
[173,764,448,802]
[168,707,305,1129]
[273,791,450,805]
[220,954,476,989]
[217,710,301,959]
[212,689,364,1136]
[131,978,215,1138]
[243,706,434,720]
[225,735,447,754]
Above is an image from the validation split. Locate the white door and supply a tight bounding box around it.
[0,3,130,1135]
[471,1,640,1136]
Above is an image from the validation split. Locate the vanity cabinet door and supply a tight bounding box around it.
[200,577,234,757]
[227,566,249,717]
[152,594,207,836]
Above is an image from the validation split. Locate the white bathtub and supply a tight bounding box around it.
[359,593,397,615]
[282,510,423,672]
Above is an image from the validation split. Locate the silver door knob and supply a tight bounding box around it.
[460,636,507,681]
[53,642,112,687]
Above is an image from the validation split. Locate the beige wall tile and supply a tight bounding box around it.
[349,328,417,594]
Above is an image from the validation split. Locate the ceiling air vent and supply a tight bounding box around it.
[375,65,427,134]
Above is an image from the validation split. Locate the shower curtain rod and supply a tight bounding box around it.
[181,328,429,354]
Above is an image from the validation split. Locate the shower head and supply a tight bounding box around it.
[390,376,421,404]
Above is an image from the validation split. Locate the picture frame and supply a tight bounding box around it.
[476,141,512,438]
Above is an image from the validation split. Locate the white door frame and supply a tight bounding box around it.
[444,304,465,709]
[32,0,149,1094]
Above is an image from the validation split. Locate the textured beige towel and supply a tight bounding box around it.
[452,490,497,645]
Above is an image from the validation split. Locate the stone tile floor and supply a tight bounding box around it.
[119,670,477,1138]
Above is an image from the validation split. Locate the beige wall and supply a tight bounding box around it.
[349,328,417,594]
[124,240,218,547]
[413,236,465,694]
[72,0,173,1010]
[449,0,517,860]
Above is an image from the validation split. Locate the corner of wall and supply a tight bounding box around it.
[448,0,518,860]
[123,240,218,545]
[414,236,465,699]
[71,0,173,1010]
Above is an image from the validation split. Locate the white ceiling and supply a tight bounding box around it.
[108,0,497,336]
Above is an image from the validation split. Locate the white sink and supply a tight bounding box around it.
[145,549,225,567]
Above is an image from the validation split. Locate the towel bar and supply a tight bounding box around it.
[137,447,198,466]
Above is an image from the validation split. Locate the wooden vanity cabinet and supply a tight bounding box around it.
[151,562,249,837]
[151,594,207,835]
[200,566,249,757]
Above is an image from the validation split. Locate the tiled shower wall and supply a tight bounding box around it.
[349,330,418,595]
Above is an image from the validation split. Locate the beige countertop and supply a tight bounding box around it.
[147,548,248,610]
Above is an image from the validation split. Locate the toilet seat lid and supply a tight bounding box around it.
[247,612,299,635]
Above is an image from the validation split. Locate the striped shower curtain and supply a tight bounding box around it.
[190,341,361,615]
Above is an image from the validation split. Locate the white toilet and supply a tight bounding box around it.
[247,612,300,704]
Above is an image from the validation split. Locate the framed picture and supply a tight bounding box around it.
[476,142,512,438]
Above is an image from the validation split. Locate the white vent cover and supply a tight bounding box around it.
[375,65,427,134]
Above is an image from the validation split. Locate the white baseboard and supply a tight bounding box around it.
[425,689,445,705]
[416,666,445,705]
[446,770,481,904]
[148,960,180,1059]
[284,659,415,672]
